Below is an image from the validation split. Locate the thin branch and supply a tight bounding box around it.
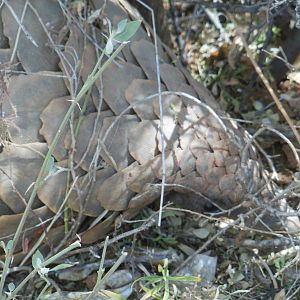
[236,21,300,147]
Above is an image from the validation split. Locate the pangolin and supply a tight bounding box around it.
[0,0,299,259]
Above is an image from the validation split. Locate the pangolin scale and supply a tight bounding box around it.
[0,0,298,258]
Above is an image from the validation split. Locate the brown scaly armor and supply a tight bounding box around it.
[0,0,298,259]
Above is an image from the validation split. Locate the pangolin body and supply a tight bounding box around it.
[0,0,298,256]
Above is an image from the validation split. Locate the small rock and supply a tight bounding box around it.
[176,254,217,286]
[58,263,99,281]
[111,283,133,298]
[106,269,133,289]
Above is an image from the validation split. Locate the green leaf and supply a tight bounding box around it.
[114,20,141,42]
[46,155,55,171]
[133,275,163,285]
[43,155,59,182]
[44,156,58,179]
[7,283,15,292]
[100,290,126,300]
[116,19,127,34]
[105,38,114,55]
[140,283,164,300]
[0,240,14,255]
[6,240,13,251]
[163,282,169,300]
[159,236,177,246]
[50,263,73,272]
[32,250,44,269]
[168,276,201,282]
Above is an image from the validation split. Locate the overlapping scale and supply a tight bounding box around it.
[0,0,298,261]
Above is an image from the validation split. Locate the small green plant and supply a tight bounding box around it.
[134,259,201,300]
[4,241,80,300]
[85,237,127,300]
[274,256,285,286]
[153,234,178,248]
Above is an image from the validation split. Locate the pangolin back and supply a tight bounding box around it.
[0,0,298,257]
